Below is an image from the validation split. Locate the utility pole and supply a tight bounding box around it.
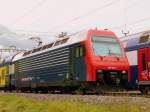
[122,0,129,37]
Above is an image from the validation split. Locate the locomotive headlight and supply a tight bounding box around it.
[97,70,103,73]
[122,70,127,74]
[122,71,128,80]
[136,80,138,84]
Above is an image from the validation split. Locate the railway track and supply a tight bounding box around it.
[104,91,141,96]
[0,92,150,105]
[0,90,149,97]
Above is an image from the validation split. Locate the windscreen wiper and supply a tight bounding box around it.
[107,48,111,56]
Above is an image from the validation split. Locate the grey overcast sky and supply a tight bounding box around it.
[0,0,150,43]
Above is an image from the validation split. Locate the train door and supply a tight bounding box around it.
[138,48,150,82]
[70,45,86,81]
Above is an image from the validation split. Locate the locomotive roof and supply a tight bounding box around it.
[12,30,87,62]
[12,29,116,62]
[126,30,150,51]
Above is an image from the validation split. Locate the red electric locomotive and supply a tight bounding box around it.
[3,28,130,93]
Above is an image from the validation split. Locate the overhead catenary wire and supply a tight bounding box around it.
[62,0,148,36]
[13,29,53,35]
[14,14,150,38]
[12,0,149,38]
[120,29,150,38]
[9,0,47,26]
[48,0,141,35]
[37,0,143,35]
[12,0,140,35]
[68,15,150,38]
[110,16,150,31]
[12,0,139,36]
[48,0,121,31]
[12,0,121,36]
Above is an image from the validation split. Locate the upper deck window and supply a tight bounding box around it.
[91,36,122,56]
[139,35,149,44]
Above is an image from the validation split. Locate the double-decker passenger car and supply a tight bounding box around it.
[125,31,150,94]
[3,28,129,93]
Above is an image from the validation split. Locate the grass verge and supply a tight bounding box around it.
[0,95,149,112]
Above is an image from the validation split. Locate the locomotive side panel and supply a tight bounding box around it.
[13,43,86,90]
[16,46,70,89]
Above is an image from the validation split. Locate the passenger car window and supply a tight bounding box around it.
[139,35,149,44]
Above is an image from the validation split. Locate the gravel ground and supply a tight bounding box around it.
[0,93,150,105]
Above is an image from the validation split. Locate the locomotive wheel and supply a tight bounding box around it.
[75,88,86,95]
[140,88,148,95]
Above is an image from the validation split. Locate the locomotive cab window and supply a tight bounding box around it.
[91,36,122,56]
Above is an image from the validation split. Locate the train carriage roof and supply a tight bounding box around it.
[126,30,150,51]
[12,30,87,62]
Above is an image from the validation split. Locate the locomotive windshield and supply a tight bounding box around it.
[91,36,122,56]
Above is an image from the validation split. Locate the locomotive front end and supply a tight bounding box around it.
[85,29,130,89]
